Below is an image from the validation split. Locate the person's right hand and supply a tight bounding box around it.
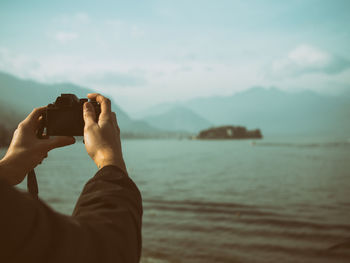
[83,93,127,173]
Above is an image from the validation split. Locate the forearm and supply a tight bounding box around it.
[0,159,17,185]
[0,177,55,262]
[0,166,143,263]
[72,165,143,263]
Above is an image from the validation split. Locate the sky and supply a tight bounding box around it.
[0,0,350,115]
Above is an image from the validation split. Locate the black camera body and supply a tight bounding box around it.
[42,94,101,136]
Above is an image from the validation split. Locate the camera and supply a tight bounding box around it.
[40,94,101,136]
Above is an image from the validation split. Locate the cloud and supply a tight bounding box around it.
[103,20,145,39]
[0,47,41,78]
[0,47,147,90]
[0,46,262,111]
[130,26,145,38]
[271,45,350,77]
[74,13,90,24]
[54,31,78,43]
[55,12,90,25]
[86,71,147,87]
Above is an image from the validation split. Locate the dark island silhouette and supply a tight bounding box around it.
[197,125,262,139]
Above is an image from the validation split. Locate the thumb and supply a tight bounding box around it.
[45,136,76,151]
[83,102,96,127]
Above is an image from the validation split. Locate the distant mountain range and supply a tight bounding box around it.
[0,71,163,145]
[142,106,212,133]
[138,87,350,136]
[1,71,349,145]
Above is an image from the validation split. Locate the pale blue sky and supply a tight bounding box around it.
[1,0,349,113]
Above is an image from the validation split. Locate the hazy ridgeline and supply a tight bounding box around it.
[0,71,161,146]
[1,71,350,147]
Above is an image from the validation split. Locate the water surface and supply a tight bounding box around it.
[2,136,350,262]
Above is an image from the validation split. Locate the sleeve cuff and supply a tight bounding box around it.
[94,165,127,180]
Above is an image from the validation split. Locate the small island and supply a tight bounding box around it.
[197,125,262,139]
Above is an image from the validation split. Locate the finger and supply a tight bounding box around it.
[45,136,75,151]
[36,115,46,136]
[111,112,120,133]
[22,106,46,129]
[83,102,97,127]
[37,115,43,124]
[112,112,117,125]
[87,93,111,120]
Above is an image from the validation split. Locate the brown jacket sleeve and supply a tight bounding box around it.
[0,165,143,263]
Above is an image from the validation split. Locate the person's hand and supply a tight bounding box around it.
[83,93,127,173]
[0,107,75,185]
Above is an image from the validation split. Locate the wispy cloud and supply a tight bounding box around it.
[86,71,147,87]
[0,47,147,88]
[54,31,78,44]
[271,45,350,77]
[130,26,145,39]
[55,12,90,25]
[74,12,90,24]
[0,47,41,78]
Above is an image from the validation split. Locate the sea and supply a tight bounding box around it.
[2,136,350,263]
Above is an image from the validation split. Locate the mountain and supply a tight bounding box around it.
[0,71,157,143]
[133,102,178,119]
[140,87,350,136]
[142,106,212,133]
[2,71,349,140]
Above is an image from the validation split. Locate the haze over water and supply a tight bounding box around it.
[5,135,350,262]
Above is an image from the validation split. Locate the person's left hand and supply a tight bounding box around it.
[0,107,75,185]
